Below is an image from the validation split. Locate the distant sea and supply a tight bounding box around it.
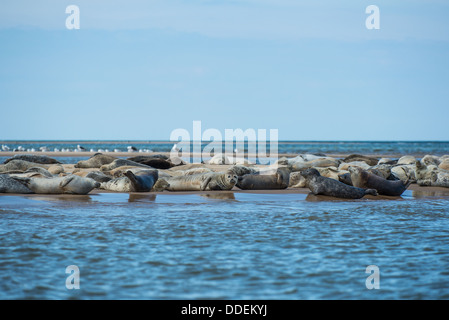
[1,141,448,158]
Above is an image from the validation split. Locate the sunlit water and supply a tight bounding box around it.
[1,190,449,300]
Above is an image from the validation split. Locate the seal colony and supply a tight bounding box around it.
[1,152,449,198]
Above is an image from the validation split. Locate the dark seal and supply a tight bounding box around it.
[124,169,159,192]
[349,167,411,196]
[236,167,290,190]
[301,168,377,199]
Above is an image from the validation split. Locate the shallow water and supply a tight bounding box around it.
[1,191,449,300]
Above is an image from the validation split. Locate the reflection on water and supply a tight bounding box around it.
[412,189,449,198]
[198,193,236,200]
[128,193,157,203]
[23,194,93,203]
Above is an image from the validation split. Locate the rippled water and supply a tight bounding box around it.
[1,191,449,300]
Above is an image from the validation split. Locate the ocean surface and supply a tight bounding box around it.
[1,191,449,300]
[1,140,449,300]
[1,140,449,157]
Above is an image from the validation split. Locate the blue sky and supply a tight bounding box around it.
[0,0,448,141]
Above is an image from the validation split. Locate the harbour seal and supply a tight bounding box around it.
[4,154,61,165]
[343,154,379,166]
[126,155,174,169]
[11,175,100,195]
[301,168,377,199]
[0,175,34,193]
[0,160,49,173]
[100,170,158,192]
[349,167,411,196]
[100,159,153,171]
[74,153,118,168]
[289,158,341,172]
[236,167,290,190]
[165,171,238,191]
[85,171,113,183]
[124,170,159,192]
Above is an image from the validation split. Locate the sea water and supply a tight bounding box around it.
[1,190,449,300]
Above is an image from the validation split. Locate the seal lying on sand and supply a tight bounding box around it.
[0,160,49,173]
[236,167,290,190]
[100,170,158,192]
[126,155,174,169]
[100,159,154,171]
[165,171,238,191]
[301,168,377,199]
[11,175,100,195]
[4,154,61,165]
[349,167,411,196]
[74,153,118,168]
[0,175,34,193]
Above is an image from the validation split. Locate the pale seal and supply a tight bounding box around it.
[74,153,118,168]
[0,175,34,193]
[301,168,377,199]
[349,167,411,196]
[165,171,238,191]
[236,167,290,190]
[11,175,100,195]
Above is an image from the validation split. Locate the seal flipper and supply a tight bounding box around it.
[124,171,140,192]
[364,189,378,196]
[200,176,212,191]
[10,176,31,187]
[59,175,75,188]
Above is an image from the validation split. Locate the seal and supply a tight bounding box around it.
[236,167,290,190]
[4,154,61,165]
[349,166,411,196]
[343,154,379,166]
[85,171,113,183]
[151,178,170,191]
[100,159,154,171]
[165,171,238,191]
[100,169,158,192]
[415,161,449,187]
[0,160,49,173]
[124,170,159,192]
[11,175,100,195]
[301,168,377,199]
[74,153,118,168]
[0,174,34,193]
[126,155,174,169]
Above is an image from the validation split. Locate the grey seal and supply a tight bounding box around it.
[301,168,377,199]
